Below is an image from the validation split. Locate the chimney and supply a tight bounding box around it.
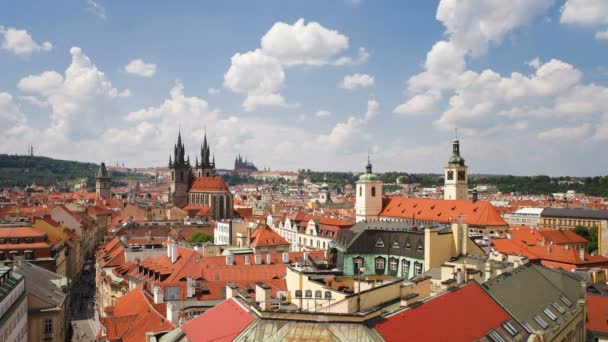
[303,252,309,262]
[167,237,172,258]
[226,255,233,266]
[226,283,239,299]
[266,254,272,264]
[171,244,178,263]
[255,282,272,311]
[455,269,464,284]
[153,286,164,303]
[187,277,195,298]
[282,252,289,264]
[472,189,478,203]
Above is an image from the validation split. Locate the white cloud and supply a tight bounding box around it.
[86,0,107,20]
[395,0,552,113]
[315,110,331,118]
[338,73,374,89]
[261,18,350,66]
[208,88,220,95]
[124,59,157,77]
[0,92,26,128]
[595,29,608,40]
[538,124,591,141]
[0,26,52,56]
[560,0,608,26]
[19,95,49,108]
[18,46,130,138]
[318,99,379,150]
[526,57,541,69]
[394,92,439,115]
[224,18,367,111]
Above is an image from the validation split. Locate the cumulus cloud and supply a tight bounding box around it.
[208,88,220,95]
[224,18,367,111]
[538,124,591,141]
[318,99,379,150]
[338,73,374,89]
[124,59,157,77]
[18,47,130,139]
[395,0,553,114]
[561,0,608,39]
[0,26,52,56]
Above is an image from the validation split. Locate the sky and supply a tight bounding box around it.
[1,0,608,176]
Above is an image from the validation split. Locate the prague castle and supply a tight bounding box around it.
[169,132,233,220]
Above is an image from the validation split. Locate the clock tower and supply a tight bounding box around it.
[444,135,468,200]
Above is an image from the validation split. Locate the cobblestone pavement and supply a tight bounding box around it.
[70,269,99,341]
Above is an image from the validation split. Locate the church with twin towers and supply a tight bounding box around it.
[168,131,233,220]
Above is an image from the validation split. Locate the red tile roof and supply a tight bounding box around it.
[249,224,289,247]
[374,282,511,342]
[190,176,230,192]
[586,294,608,334]
[380,197,507,227]
[180,298,254,341]
[100,285,174,342]
[0,227,46,238]
[235,207,253,219]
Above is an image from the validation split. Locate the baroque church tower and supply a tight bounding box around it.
[95,162,111,198]
[169,131,190,207]
[444,134,468,200]
[355,158,383,223]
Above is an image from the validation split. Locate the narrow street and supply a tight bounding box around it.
[70,266,100,341]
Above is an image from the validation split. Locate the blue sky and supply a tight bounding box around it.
[1,0,608,176]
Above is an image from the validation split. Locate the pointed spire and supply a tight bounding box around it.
[366,152,372,174]
[169,155,172,166]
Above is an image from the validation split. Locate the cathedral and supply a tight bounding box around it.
[169,132,233,220]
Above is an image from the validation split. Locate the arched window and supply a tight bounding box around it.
[359,186,362,196]
[315,290,322,298]
[371,187,376,197]
[180,171,184,182]
[171,171,175,181]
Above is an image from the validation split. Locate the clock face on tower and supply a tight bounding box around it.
[457,170,466,181]
[446,171,454,180]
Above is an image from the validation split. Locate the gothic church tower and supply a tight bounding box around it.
[95,162,111,198]
[169,132,190,207]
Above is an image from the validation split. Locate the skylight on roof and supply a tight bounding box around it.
[560,296,573,307]
[552,302,565,314]
[501,321,518,336]
[532,314,549,329]
[487,331,506,342]
[544,308,557,321]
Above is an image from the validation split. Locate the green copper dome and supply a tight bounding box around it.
[358,172,378,182]
[448,153,465,166]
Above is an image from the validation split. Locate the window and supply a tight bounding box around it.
[359,186,362,196]
[43,319,52,334]
[392,240,399,249]
[552,302,565,314]
[502,322,518,336]
[402,261,410,278]
[354,257,364,272]
[414,262,422,276]
[522,322,535,334]
[532,314,548,329]
[324,291,332,299]
[375,238,384,248]
[457,170,466,181]
[315,290,322,298]
[10,238,18,244]
[544,308,557,321]
[417,243,423,252]
[560,296,573,307]
[305,290,312,298]
[446,170,454,180]
[295,290,302,298]
[375,257,385,270]
[171,171,175,181]
[164,286,181,301]
[371,187,376,197]
[24,237,33,243]
[487,331,506,342]
[389,258,397,271]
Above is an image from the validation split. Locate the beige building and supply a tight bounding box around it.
[13,260,69,342]
[540,207,608,257]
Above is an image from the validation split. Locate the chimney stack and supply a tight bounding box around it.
[579,247,585,260]
[171,244,178,263]
[153,286,164,304]
[255,282,272,311]
[472,189,478,203]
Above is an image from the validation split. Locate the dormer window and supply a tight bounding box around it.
[375,238,384,248]
[392,240,399,249]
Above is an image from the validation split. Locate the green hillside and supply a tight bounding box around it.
[0,154,153,188]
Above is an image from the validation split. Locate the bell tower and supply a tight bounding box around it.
[169,131,190,207]
[355,157,383,222]
[444,131,468,200]
[95,162,111,198]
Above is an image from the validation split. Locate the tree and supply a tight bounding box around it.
[573,225,599,254]
[188,231,213,244]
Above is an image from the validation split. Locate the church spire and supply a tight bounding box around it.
[366,153,372,174]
